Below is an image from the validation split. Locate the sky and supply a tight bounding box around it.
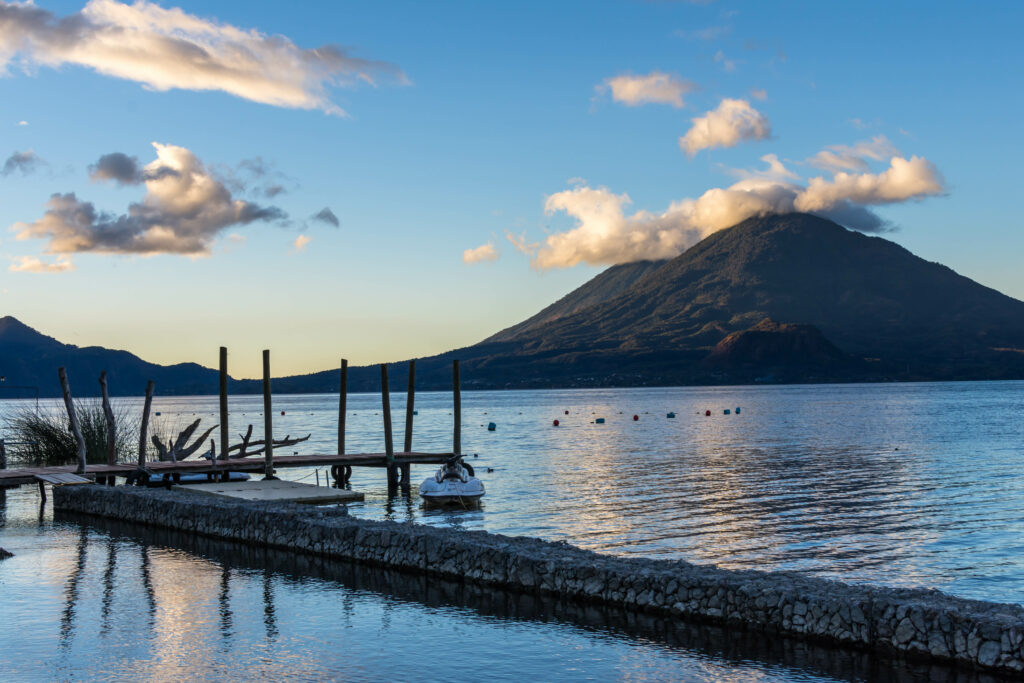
[0,0,1022,378]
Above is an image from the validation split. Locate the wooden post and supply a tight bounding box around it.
[262,350,275,479]
[58,367,87,475]
[380,364,396,486]
[138,381,154,468]
[219,347,229,462]
[404,360,416,453]
[99,371,116,466]
[0,438,6,470]
[338,359,348,455]
[452,359,461,456]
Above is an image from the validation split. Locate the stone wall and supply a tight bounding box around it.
[54,485,1024,675]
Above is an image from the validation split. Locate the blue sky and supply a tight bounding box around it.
[0,0,1021,377]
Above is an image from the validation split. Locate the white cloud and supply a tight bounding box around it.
[679,98,771,156]
[727,154,799,182]
[17,120,28,126]
[713,49,738,72]
[597,71,695,108]
[749,88,767,101]
[807,135,900,173]
[505,231,537,257]
[14,142,285,255]
[531,156,944,269]
[9,255,74,273]
[795,156,945,211]
[462,242,498,264]
[293,234,312,251]
[0,0,405,115]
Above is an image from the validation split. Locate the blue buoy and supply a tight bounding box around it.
[155,412,161,416]
[723,409,731,415]
[413,410,418,415]
[667,412,676,419]
[595,417,606,424]
[487,422,496,431]
[735,407,741,414]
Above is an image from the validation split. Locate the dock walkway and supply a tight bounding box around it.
[0,452,450,489]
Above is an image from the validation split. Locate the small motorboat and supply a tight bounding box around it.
[419,455,485,506]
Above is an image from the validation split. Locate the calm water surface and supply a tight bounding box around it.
[1,381,1023,681]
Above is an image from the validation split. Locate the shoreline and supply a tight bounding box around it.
[53,485,1024,676]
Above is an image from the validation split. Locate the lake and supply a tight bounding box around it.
[1,381,1022,681]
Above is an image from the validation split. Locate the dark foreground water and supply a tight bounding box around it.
[2,381,1023,681]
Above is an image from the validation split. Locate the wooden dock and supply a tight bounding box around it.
[0,451,451,489]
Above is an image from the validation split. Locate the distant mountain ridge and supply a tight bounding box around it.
[4,212,1024,396]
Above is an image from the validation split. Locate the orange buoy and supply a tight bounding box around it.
[553,419,560,426]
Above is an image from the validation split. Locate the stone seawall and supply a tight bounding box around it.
[54,485,1024,675]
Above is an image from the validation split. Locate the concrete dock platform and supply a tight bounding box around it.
[172,480,364,504]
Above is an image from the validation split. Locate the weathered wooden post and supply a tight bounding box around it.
[138,381,154,469]
[452,359,461,456]
[380,363,396,487]
[99,371,116,468]
[219,347,229,462]
[401,359,416,488]
[338,359,348,456]
[58,367,87,475]
[262,349,276,480]
[0,438,6,470]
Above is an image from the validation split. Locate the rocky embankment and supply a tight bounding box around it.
[53,485,1024,675]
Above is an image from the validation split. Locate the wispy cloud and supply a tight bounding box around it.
[311,207,340,227]
[596,71,695,109]
[806,135,900,173]
[15,142,285,256]
[293,234,312,251]
[0,0,407,115]
[463,242,498,264]
[713,49,738,72]
[679,98,770,156]
[9,254,74,273]
[2,149,44,176]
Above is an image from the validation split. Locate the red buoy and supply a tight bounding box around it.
[564,410,569,415]
[704,410,711,416]
[553,419,560,426]
[633,414,639,421]
[281,411,285,415]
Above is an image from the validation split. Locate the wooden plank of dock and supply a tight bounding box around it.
[0,451,451,488]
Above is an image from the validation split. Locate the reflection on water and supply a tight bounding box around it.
[2,509,1011,683]
[3,382,1024,603]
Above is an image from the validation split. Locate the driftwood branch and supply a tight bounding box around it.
[226,429,310,458]
[153,418,218,462]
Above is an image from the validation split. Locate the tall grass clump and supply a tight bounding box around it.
[5,401,140,467]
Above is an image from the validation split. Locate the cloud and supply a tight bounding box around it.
[15,142,285,255]
[676,25,731,41]
[9,254,74,273]
[679,98,770,156]
[505,231,537,256]
[749,88,767,101]
[293,234,312,251]
[726,153,799,182]
[795,156,945,211]
[311,207,339,227]
[2,149,43,175]
[532,155,944,269]
[17,120,27,126]
[597,71,695,108]
[463,242,498,264]
[806,135,899,173]
[713,49,738,72]
[0,0,406,115]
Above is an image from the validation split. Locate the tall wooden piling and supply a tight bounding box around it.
[138,380,154,469]
[58,367,87,475]
[404,360,416,453]
[452,359,461,456]
[338,359,348,455]
[99,371,116,466]
[262,350,274,479]
[380,364,396,486]
[219,347,229,462]
[0,438,6,470]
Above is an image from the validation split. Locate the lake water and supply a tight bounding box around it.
[1,381,1023,681]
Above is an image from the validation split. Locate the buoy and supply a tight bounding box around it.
[564,410,569,415]
[553,419,560,426]
[487,422,496,431]
[595,417,606,424]
[281,411,285,415]
[724,409,731,415]
[667,412,676,419]
[633,415,639,421]
[155,412,161,416]
[486,467,494,473]
[413,410,418,415]
[704,410,710,417]
[735,407,741,414]
[473,453,479,457]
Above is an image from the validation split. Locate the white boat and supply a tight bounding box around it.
[419,456,485,506]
